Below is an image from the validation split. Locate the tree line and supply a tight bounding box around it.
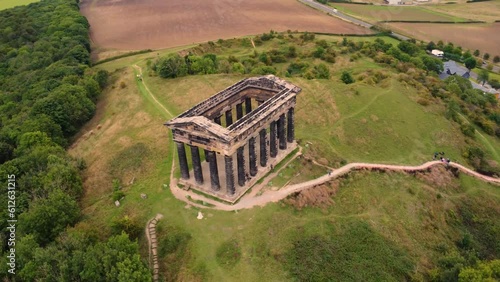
[0,0,151,280]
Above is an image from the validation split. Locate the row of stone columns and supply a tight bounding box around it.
[175,106,295,196]
[221,97,253,127]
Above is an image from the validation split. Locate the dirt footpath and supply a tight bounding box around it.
[80,0,371,53]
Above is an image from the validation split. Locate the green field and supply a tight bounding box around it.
[331,3,469,23]
[0,0,39,10]
[70,34,500,280]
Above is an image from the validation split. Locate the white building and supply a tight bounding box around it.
[431,49,444,57]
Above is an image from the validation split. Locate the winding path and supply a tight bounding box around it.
[170,160,500,211]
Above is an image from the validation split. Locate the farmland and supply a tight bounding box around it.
[0,0,39,10]
[424,0,500,23]
[387,22,500,57]
[79,0,371,58]
[332,3,469,23]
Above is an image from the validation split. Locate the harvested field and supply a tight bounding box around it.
[424,0,500,23]
[80,0,371,53]
[387,22,500,56]
[333,3,467,23]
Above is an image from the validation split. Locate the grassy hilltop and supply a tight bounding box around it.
[69,32,500,281]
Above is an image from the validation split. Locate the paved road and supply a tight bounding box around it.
[297,0,410,41]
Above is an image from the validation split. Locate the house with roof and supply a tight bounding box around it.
[439,60,500,96]
[439,60,470,80]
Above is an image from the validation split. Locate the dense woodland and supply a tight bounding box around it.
[0,0,151,280]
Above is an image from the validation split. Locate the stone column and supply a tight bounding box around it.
[190,145,203,185]
[236,103,243,120]
[248,137,257,176]
[278,113,287,150]
[237,146,245,187]
[287,107,295,143]
[176,142,189,180]
[214,116,222,125]
[206,151,220,191]
[225,109,233,126]
[270,121,277,158]
[204,149,209,162]
[259,129,267,167]
[225,155,235,195]
[245,98,252,114]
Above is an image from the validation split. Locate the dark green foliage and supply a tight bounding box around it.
[494,56,500,63]
[473,49,480,56]
[483,53,490,60]
[251,65,277,75]
[216,239,242,268]
[398,40,421,56]
[18,190,80,246]
[478,69,489,85]
[80,233,152,281]
[284,221,413,281]
[489,79,500,89]
[155,54,188,78]
[464,57,477,70]
[287,61,309,76]
[14,232,151,281]
[341,71,354,84]
[111,216,142,240]
[314,63,330,79]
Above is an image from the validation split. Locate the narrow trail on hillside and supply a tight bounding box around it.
[133,64,175,119]
[134,64,500,212]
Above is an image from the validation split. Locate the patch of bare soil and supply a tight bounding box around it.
[80,0,371,55]
[285,181,340,210]
[415,165,460,191]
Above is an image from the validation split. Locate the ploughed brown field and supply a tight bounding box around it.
[80,0,371,52]
[387,22,500,57]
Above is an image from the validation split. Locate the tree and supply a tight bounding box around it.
[18,190,80,246]
[473,49,480,56]
[483,53,490,60]
[156,54,187,78]
[494,55,500,63]
[341,71,354,84]
[478,69,489,86]
[464,57,477,70]
[81,233,152,281]
[426,41,436,51]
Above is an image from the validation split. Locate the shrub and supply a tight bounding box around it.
[314,64,330,79]
[341,71,354,84]
[287,61,309,76]
[251,65,277,75]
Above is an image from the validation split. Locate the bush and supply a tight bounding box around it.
[341,71,354,84]
[287,61,309,76]
[155,54,188,78]
[251,65,277,75]
[314,64,330,79]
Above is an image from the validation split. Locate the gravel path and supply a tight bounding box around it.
[170,160,500,211]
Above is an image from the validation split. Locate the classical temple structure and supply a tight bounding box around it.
[165,75,301,202]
